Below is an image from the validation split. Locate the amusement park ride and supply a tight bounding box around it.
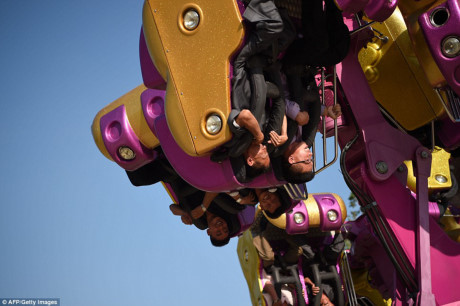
[92,0,460,305]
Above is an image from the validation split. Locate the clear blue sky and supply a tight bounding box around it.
[0,1,351,305]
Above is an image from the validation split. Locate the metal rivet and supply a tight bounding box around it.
[421,151,429,158]
[166,49,169,53]
[180,92,183,95]
[435,174,447,183]
[398,165,404,172]
[154,9,157,12]
[376,161,388,174]
[194,136,197,139]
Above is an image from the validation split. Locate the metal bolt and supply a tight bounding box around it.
[376,161,388,174]
[435,174,447,183]
[166,49,169,53]
[154,9,157,12]
[397,165,405,172]
[421,151,429,159]
[180,92,183,95]
[194,136,197,139]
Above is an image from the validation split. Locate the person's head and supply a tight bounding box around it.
[244,143,270,171]
[282,141,315,183]
[257,188,292,218]
[320,293,334,306]
[210,236,230,247]
[207,214,229,241]
[256,188,282,215]
[255,188,290,219]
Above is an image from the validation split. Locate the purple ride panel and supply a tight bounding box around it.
[100,105,156,171]
[419,0,460,96]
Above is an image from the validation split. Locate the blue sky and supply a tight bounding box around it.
[0,1,351,305]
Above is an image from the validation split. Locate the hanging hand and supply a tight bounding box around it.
[268,131,288,147]
[191,206,205,219]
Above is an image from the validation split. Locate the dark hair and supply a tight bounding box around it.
[263,188,293,219]
[264,206,285,219]
[246,163,271,179]
[210,236,230,247]
[282,161,315,184]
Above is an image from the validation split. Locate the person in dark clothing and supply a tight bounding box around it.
[272,0,346,184]
[211,1,296,182]
[274,68,341,183]
[224,0,286,166]
[169,196,231,246]
[254,187,293,218]
[211,60,280,182]
[283,0,350,69]
[125,153,240,246]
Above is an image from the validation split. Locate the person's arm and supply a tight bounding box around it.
[281,113,287,136]
[191,192,219,219]
[268,114,288,147]
[304,277,320,295]
[286,99,310,126]
[295,111,310,126]
[169,204,193,225]
[228,191,257,205]
[235,109,264,144]
[264,282,283,306]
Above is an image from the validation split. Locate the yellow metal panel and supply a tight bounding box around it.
[142,1,168,80]
[143,0,244,155]
[164,84,196,155]
[265,207,287,229]
[358,8,445,130]
[440,209,460,243]
[405,146,452,193]
[265,193,347,229]
[350,268,392,306]
[91,84,160,161]
[237,230,266,306]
